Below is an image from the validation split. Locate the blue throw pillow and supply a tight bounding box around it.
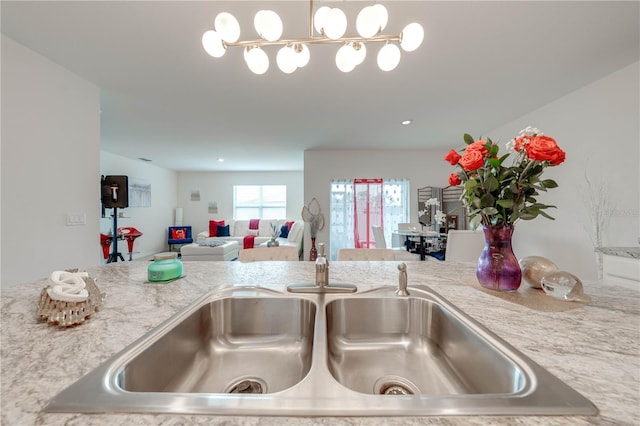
[217,224,230,237]
[280,225,289,238]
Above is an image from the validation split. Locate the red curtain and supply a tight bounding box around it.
[353,178,383,248]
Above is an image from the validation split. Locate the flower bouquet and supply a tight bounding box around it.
[444,126,566,291]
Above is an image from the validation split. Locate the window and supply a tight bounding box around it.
[329,179,410,260]
[233,185,286,219]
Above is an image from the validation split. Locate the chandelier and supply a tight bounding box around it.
[201,1,424,75]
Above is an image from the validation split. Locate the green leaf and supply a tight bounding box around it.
[480,193,495,207]
[463,133,475,145]
[497,199,514,209]
[484,175,500,192]
[541,179,559,189]
[538,210,556,220]
[488,158,501,169]
[481,207,498,215]
[470,215,483,229]
[519,211,538,220]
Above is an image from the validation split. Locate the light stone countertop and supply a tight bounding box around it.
[1,260,639,425]
[595,247,640,259]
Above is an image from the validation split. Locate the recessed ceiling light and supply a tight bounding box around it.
[217,157,225,162]
[402,119,412,125]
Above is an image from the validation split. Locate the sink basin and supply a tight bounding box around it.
[326,297,525,395]
[120,296,316,394]
[45,285,597,417]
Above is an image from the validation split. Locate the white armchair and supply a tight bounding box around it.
[444,230,486,262]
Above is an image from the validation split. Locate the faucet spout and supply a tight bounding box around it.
[287,242,357,294]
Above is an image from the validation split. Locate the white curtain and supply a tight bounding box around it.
[329,178,410,260]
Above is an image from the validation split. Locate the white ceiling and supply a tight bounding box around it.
[2,1,639,172]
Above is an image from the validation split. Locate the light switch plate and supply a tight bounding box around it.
[66,213,86,226]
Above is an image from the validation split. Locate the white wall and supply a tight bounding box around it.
[1,35,101,286]
[487,61,639,281]
[177,171,304,236]
[100,152,178,259]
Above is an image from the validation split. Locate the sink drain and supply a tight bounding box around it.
[224,377,267,394]
[373,376,420,395]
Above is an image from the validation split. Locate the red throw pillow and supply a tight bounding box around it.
[171,228,186,239]
[209,220,225,236]
[285,221,295,230]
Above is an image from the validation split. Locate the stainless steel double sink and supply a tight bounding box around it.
[45,285,597,416]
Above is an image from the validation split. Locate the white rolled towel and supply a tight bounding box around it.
[47,271,89,302]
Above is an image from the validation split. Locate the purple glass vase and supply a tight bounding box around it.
[476,225,522,292]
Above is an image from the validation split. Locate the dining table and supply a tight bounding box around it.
[392,229,448,261]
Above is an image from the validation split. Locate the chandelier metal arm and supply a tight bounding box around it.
[224,33,402,49]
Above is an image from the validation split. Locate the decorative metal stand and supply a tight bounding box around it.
[107,208,124,263]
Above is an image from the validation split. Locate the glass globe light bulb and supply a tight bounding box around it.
[400,23,424,52]
[356,6,378,38]
[353,42,366,65]
[294,44,310,67]
[336,44,357,73]
[372,4,388,32]
[377,43,401,72]
[202,30,226,58]
[214,12,240,43]
[324,8,347,40]
[244,47,269,75]
[314,6,331,35]
[276,46,298,74]
[254,10,283,42]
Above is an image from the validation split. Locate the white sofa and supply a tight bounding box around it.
[185,219,304,259]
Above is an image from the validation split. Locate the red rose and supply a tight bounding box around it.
[458,149,485,171]
[512,136,529,152]
[465,140,489,156]
[524,136,566,165]
[449,173,461,186]
[444,149,462,165]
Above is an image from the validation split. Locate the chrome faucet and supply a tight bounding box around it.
[287,242,356,294]
[395,262,410,296]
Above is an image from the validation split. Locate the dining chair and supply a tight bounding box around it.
[336,248,396,261]
[444,229,486,262]
[371,225,420,261]
[238,246,299,262]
